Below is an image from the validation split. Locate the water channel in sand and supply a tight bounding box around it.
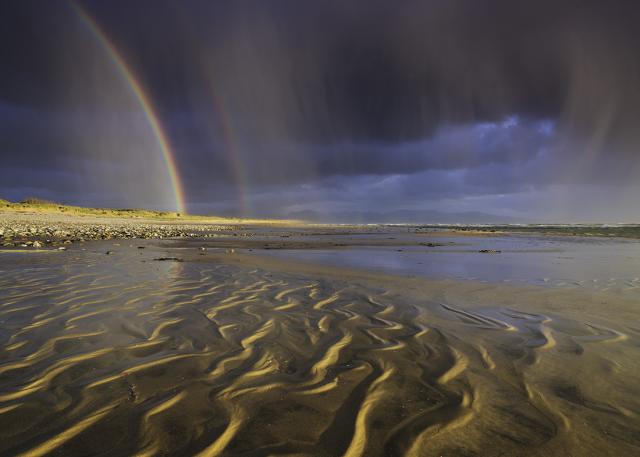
[253,233,640,292]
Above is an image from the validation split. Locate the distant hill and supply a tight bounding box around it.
[286,209,524,224]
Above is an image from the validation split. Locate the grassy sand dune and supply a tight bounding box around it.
[0,197,299,225]
[0,241,638,456]
[1,197,190,219]
[0,199,304,245]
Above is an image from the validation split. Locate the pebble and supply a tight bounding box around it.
[0,219,238,246]
[153,257,183,262]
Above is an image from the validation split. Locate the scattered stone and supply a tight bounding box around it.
[153,257,183,262]
[479,249,501,254]
[420,242,439,247]
[105,251,114,255]
[58,246,67,251]
[0,219,237,244]
[126,381,138,402]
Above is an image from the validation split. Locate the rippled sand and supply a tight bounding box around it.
[0,241,639,456]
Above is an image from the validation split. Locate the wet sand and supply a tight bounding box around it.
[0,235,639,456]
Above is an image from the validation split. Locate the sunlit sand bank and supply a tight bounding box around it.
[0,198,298,224]
[0,232,639,456]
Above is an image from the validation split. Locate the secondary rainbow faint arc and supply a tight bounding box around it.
[72,2,187,214]
[208,87,252,216]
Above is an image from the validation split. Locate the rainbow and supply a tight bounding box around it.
[71,2,187,214]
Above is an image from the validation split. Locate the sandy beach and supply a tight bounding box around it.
[4,0,640,454]
[0,215,639,456]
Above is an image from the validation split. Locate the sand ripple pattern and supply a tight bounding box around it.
[0,249,639,456]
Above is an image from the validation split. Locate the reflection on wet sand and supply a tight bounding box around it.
[0,242,639,456]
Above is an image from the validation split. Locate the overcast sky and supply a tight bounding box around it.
[2,0,640,222]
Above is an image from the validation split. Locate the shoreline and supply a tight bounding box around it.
[3,209,640,247]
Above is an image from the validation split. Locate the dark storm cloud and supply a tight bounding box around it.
[1,0,640,219]
[4,0,640,140]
